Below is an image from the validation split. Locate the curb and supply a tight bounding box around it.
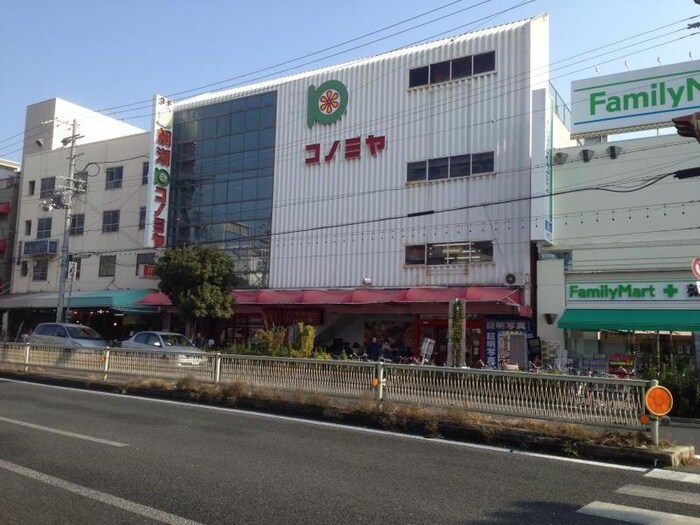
[1,369,695,468]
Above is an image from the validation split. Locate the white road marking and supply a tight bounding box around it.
[616,483,700,506]
[578,501,700,524]
[0,459,204,525]
[0,378,647,471]
[0,416,127,447]
[645,469,700,485]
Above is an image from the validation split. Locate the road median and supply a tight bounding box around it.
[0,365,694,468]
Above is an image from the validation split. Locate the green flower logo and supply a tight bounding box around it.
[308,80,348,128]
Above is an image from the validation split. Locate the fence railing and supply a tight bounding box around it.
[0,344,655,437]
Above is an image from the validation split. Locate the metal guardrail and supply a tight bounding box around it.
[0,344,655,437]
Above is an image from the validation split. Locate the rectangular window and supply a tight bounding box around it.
[405,245,426,265]
[427,157,449,180]
[471,152,494,174]
[473,51,496,75]
[135,252,156,275]
[427,243,449,265]
[410,241,494,266]
[40,177,55,198]
[406,161,427,182]
[24,220,31,236]
[32,259,48,281]
[102,210,120,233]
[471,241,494,262]
[139,207,146,230]
[450,155,471,178]
[36,217,52,239]
[142,162,149,185]
[98,255,116,277]
[451,56,472,79]
[28,180,35,196]
[430,60,451,84]
[70,214,85,236]
[21,260,28,277]
[409,66,429,88]
[105,166,123,190]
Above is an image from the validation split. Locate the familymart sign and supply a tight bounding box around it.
[571,60,700,137]
[567,281,700,303]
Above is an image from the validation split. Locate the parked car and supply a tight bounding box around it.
[29,322,108,348]
[120,331,208,366]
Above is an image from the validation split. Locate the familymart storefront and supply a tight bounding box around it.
[557,279,700,373]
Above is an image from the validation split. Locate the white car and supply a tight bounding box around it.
[120,331,208,366]
[30,322,108,348]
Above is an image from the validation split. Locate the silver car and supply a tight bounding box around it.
[29,322,108,348]
[120,331,208,366]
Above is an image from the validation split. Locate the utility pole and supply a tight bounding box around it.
[54,120,83,323]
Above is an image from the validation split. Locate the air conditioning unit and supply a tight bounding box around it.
[504,272,523,286]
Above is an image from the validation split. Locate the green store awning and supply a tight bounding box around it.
[67,289,156,314]
[558,309,700,332]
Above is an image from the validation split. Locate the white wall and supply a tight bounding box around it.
[536,258,565,349]
[14,132,152,293]
[265,17,546,289]
[549,135,700,272]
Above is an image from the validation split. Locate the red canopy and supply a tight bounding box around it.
[138,287,529,317]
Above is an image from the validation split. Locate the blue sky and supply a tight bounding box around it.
[1,0,699,163]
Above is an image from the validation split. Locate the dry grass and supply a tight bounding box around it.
[53,372,671,450]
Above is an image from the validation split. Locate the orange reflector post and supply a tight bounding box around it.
[645,385,673,416]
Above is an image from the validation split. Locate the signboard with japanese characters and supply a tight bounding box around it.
[144,95,174,248]
[304,79,386,165]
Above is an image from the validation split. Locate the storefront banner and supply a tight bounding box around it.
[571,60,700,137]
[567,281,700,303]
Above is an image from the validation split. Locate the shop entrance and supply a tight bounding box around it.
[417,320,448,365]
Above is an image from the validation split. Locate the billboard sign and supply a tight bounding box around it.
[570,60,700,137]
[144,95,174,248]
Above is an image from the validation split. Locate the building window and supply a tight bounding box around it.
[32,259,48,281]
[408,50,496,88]
[405,241,494,265]
[70,214,85,235]
[98,255,116,277]
[136,252,155,275]
[407,152,494,182]
[40,177,55,198]
[473,51,496,75]
[471,152,495,174]
[142,162,149,185]
[430,60,451,84]
[139,207,146,230]
[105,166,123,190]
[21,261,28,277]
[24,220,32,236]
[28,180,35,196]
[36,217,52,239]
[405,244,426,265]
[102,210,120,233]
[427,157,449,180]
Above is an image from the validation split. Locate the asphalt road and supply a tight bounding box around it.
[0,378,699,524]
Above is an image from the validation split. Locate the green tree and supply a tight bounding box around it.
[156,245,238,326]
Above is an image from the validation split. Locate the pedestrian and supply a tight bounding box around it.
[366,337,380,361]
[381,339,391,360]
[192,332,204,348]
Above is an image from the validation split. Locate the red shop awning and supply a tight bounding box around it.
[138,287,530,317]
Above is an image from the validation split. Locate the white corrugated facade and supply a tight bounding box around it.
[178,15,555,291]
